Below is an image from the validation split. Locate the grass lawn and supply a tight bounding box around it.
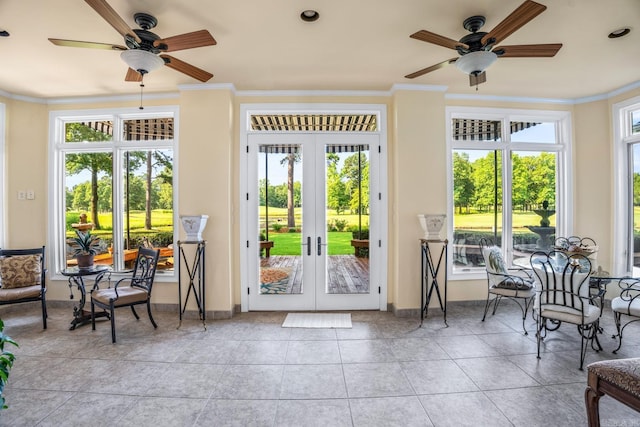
[453,210,555,230]
[267,232,355,256]
[260,207,369,229]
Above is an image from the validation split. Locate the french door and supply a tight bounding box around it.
[245,132,383,311]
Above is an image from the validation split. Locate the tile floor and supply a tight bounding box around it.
[1,301,639,426]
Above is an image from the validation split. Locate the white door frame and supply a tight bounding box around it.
[239,103,388,312]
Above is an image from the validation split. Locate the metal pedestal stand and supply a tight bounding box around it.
[420,238,448,327]
[177,240,206,330]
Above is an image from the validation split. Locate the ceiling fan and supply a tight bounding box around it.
[49,0,216,83]
[405,0,562,87]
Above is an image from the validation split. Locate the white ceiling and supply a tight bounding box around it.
[0,0,638,100]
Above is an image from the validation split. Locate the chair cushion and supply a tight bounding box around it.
[491,286,536,298]
[538,302,601,325]
[92,286,149,306]
[0,285,42,301]
[0,254,42,289]
[612,296,640,317]
[587,358,640,400]
[482,246,508,274]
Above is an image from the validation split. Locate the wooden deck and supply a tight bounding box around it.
[260,255,369,294]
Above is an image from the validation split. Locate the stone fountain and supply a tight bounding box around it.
[525,201,555,250]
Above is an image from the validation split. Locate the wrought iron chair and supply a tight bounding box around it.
[611,278,640,354]
[479,238,535,335]
[0,247,47,329]
[531,250,601,370]
[90,247,160,343]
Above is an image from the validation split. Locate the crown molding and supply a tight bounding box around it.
[236,89,390,97]
[45,91,179,105]
[2,79,639,106]
[390,83,448,93]
[178,83,236,92]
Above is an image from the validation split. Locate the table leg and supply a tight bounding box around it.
[67,271,110,330]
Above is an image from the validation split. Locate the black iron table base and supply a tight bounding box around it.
[62,266,111,330]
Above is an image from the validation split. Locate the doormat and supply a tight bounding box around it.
[282,313,352,329]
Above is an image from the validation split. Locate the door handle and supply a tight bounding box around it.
[318,237,322,256]
[301,236,311,256]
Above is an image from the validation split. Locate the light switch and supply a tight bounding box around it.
[17,190,25,200]
[26,190,35,200]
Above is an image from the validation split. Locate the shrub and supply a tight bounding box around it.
[352,229,369,240]
[272,223,284,232]
[0,319,17,410]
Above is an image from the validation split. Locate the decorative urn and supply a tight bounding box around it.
[417,214,446,240]
[180,215,209,242]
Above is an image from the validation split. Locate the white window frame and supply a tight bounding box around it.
[0,103,5,248]
[48,106,179,281]
[613,96,640,276]
[446,106,572,279]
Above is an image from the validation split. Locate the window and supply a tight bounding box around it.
[613,97,640,275]
[447,107,571,276]
[49,107,178,277]
[0,103,4,247]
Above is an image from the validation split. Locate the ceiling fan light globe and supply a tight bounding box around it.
[455,50,497,75]
[120,50,164,74]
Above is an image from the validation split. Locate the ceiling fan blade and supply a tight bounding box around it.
[469,72,487,87]
[84,0,141,43]
[125,68,142,82]
[160,55,213,82]
[155,30,217,52]
[410,30,469,50]
[481,0,546,46]
[48,38,128,51]
[494,43,562,57]
[405,58,457,79]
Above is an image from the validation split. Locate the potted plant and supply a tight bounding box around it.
[71,230,102,269]
[0,318,17,410]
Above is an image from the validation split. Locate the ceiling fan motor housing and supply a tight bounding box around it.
[125,13,167,53]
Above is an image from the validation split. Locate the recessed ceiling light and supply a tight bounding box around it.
[300,10,319,22]
[608,27,631,38]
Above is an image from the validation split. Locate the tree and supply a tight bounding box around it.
[66,153,112,229]
[280,153,301,228]
[65,123,112,230]
[472,152,502,212]
[326,153,349,214]
[342,152,369,214]
[452,152,475,213]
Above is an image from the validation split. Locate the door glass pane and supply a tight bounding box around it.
[512,151,556,267]
[258,145,303,294]
[64,152,113,268]
[452,149,502,273]
[325,145,370,294]
[122,149,175,272]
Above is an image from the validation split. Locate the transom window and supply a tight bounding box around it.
[49,107,178,277]
[447,107,571,276]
